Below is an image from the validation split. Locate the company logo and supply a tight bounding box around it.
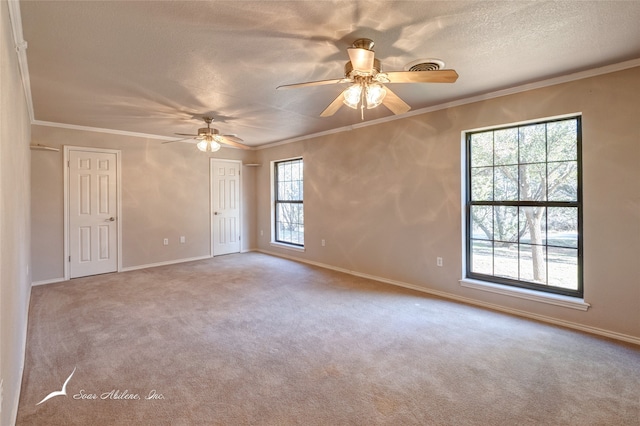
[36,367,165,406]
[36,367,76,405]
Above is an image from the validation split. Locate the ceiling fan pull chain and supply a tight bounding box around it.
[360,88,365,120]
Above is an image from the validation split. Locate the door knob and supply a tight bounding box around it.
[214,212,219,215]
[107,217,115,222]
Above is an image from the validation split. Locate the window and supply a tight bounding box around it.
[465,116,582,297]
[274,158,304,246]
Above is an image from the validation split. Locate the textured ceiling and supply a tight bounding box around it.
[19,1,640,147]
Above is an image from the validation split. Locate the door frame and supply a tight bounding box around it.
[63,145,122,280]
[210,158,242,257]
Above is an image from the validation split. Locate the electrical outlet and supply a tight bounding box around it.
[260,230,264,236]
[163,238,169,246]
[321,239,326,247]
[437,257,443,267]
[180,236,186,244]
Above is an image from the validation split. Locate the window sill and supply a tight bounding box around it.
[270,241,305,253]
[459,278,590,311]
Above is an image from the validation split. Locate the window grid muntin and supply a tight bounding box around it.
[466,116,582,297]
[274,158,304,246]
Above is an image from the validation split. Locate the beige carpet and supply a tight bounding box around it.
[17,253,640,425]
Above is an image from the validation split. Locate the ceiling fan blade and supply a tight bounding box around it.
[277,78,348,90]
[222,134,244,143]
[347,47,375,72]
[320,92,345,117]
[382,86,411,115]
[385,69,459,84]
[174,133,200,137]
[218,136,250,150]
[162,136,195,144]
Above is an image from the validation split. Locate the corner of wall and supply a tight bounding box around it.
[1,0,34,423]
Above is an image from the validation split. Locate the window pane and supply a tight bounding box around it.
[519,163,546,201]
[286,181,295,200]
[519,244,547,284]
[548,161,577,201]
[277,202,304,243]
[471,167,493,201]
[494,206,518,243]
[470,133,493,167]
[471,206,493,240]
[548,247,578,290]
[547,207,577,248]
[494,165,518,201]
[286,162,294,180]
[519,207,546,245]
[494,128,518,165]
[471,240,493,275]
[547,120,577,162]
[296,181,303,200]
[298,206,304,228]
[277,182,286,200]
[280,163,290,181]
[494,243,518,280]
[519,124,546,164]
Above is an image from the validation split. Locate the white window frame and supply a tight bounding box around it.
[270,156,305,252]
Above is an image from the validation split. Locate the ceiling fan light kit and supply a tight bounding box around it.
[196,139,221,152]
[364,83,386,109]
[277,38,458,119]
[343,81,387,109]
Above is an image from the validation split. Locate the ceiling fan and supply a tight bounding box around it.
[277,38,458,118]
[164,117,249,151]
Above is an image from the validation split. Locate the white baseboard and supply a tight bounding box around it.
[120,255,212,272]
[256,249,640,346]
[33,255,215,285]
[32,277,66,286]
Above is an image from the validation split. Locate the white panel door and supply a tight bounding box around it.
[211,160,241,256]
[69,150,118,278]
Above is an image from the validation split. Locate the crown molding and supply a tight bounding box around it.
[7,0,34,122]
[32,120,178,141]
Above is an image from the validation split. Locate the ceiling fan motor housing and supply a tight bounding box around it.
[197,127,220,136]
[198,117,220,136]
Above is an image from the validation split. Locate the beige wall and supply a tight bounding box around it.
[256,67,640,341]
[1,1,32,424]
[31,126,258,282]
